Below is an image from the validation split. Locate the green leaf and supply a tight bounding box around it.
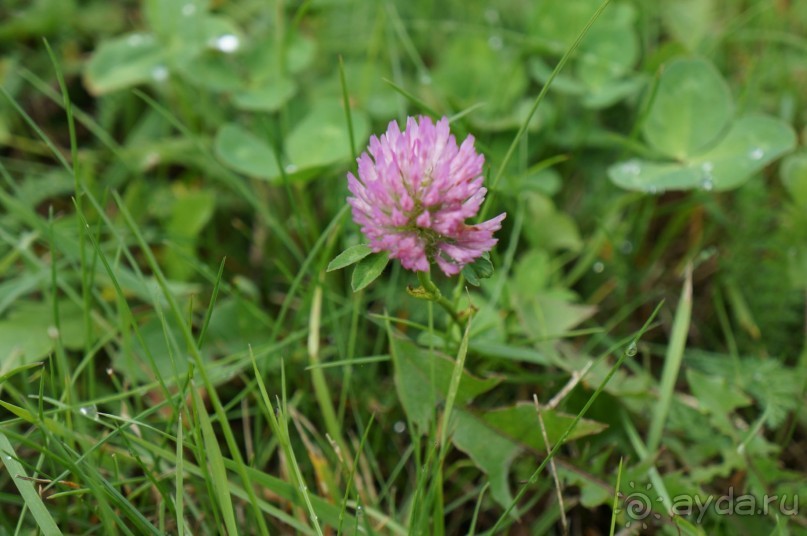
[214,123,281,180]
[452,409,522,509]
[461,252,494,287]
[780,152,807,207]
[84,33,166,95]
[233,78,297,112]
[286,101,369,171]
[610,115,796,192]
[452,405,607,509]
[327,244,372,272]
[350,251,389,292]
[691,114,796,191]
[480,404,608,453]
[390,337,500,433]
[686,369,752,430]
[643,58,733,159]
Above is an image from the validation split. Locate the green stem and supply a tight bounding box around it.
[416,270,464,328]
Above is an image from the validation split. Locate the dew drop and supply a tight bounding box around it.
[213,34,240,53]
[622,160,641,175]
[4,456,11,461]
[488,35,503,50]
[626,342,638,357]
[700,161,714,173]
[419,73,432,86]
[484,8,500,24]
[182,3,197,16]
[749,147,764,160]
[151,66,168,82]
[284,164,298,174]
[645,185,659,194]
[47,326,60,339]
[126,34,152,47]
[701,177,714,191]
[299,484,307,492]
[592,261,605,274]
[79,405,99,421]
[619,240,634,255]
[393,421,406,434]
[356,505,364,517]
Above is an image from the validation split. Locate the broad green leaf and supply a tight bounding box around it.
[84,33,166,95]
[662,0,715,51]
[145,0,210,43]
[691,114,796,191]
[390,337,500,432]
[452,405,607,509]
[0,300,88,364]
[350,251,389,291]
[286,101,369,171]
[611,115,796,192]
[452,409,522,509]
[166,188,216,238]
[233,78,297,112]
[327,244,372,272]
[214,123,281,180]
[780,152,807,207]
[577,4,638,89]
[523,192,582,252]
[643,58,733,159]
[480,404,608,452]
[513,288,596,341]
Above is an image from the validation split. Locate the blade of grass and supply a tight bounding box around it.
[190,384,238,535]
[109,189,270,536]
[0,432,62,536]
[646,265,692,454]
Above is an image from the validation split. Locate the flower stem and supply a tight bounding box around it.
[416,270,465,328]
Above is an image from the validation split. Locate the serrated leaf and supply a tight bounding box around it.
[350,251,389,291]
[214,123,280,180]
[643,58,733,159]
[327,244,372,272]
[461,253,494,286]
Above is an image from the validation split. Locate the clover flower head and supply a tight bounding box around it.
[347,116,506,276]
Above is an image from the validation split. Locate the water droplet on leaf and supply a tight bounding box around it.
[749,147,764,160]
[213,34,240,53]
[79,405,99,421]
[393,421,406,434]
[592,261,605,274]
[182,3,197,16]
[626,342,638,357]
[488,35,503,50]
[151,66,168,82]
